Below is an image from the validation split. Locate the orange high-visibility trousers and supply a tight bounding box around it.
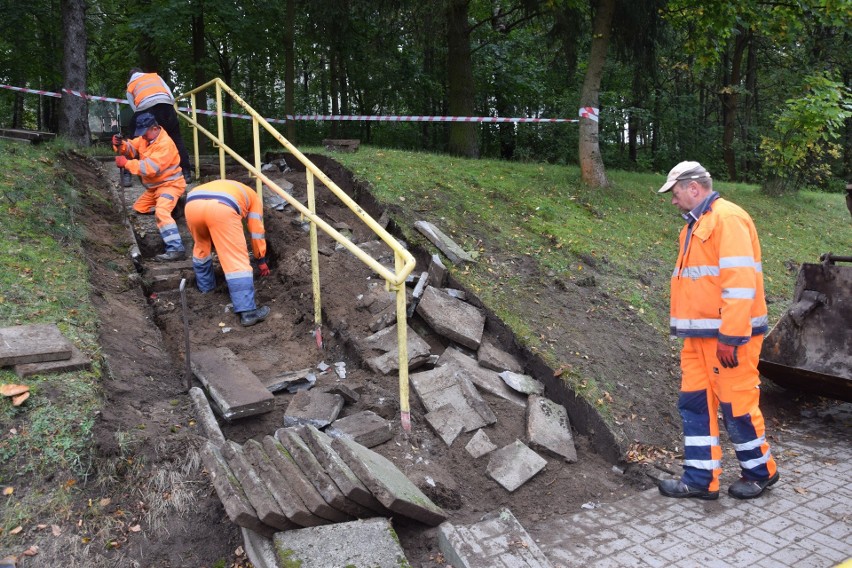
[678,336,777,492]
[132,182,185,253]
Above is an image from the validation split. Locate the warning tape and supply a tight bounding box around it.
[0,83,581,124]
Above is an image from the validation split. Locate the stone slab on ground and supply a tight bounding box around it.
[272,517,409,568]
[190,347,275,421]
[14,344,91,378]
[486,440,548,492]
[409,364,496,432]
[188,387,226,447]
[414,220,475,265]
[465,429,497,459]
[261,435,350,523]
[326,410,393,448]
[0,324,73,366]
[439,346,527,408]
[361,323,432,375]
[199,441,275,538]
[428,254,447,287]
[499,370,545,395]
[282,390,344,429]
[477,337,524,374]
[425,404,466,447]
[416,286,485,350]
[332,436,448,526]
[526,394,577,463]
[260,367,314,393]
[438,508,554,568]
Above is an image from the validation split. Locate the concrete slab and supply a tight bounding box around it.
[199,441,275,538]
[477,337,524,373]
[188,387,226,447]
[260,435,350,523]
[362,324,432,375]
[465,429,497,459]
[425,404,466,447]
[326,410,393,448]
[320,383,360,404]
[272,517,410,568]
[190,347,274,421]
[241,439,328,527]
[416,286,485,350]
[282,390,344,429]
[486,440,547,492]
[301,425,388,514]
[275,427,372,519]
[526,395,577,463]
[0,324,72,366]
[259,367,314,393]
[499,370,545,395]
[438,508,554,568]
[14,344,91,378]
[409,365,496,432]
[414,220,475,265]
[332,436,448,526]
[221,441,295,531]
[438,346,527,408]
[356,282,396,315]
[428,254,447,287]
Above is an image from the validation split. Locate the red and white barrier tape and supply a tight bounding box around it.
[0,83,582,124]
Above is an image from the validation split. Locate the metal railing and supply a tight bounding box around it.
[174,78,416,431]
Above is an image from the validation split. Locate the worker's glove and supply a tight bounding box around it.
[256,257,270,277]
[115,156,128,168]
[716,343,739,369]
[112,135,122,147]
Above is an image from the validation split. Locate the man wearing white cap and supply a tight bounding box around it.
[657,161,779,501]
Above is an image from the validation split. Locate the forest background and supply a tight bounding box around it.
[0,0,850,192]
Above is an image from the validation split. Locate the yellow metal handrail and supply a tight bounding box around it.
[174,78,416,431]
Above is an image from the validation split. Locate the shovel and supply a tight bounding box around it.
[180,278,192,392]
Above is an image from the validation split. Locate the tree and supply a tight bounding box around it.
[58,0,90,145]
[446,0,479,157]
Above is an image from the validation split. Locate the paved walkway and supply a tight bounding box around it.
[529,403,851,567]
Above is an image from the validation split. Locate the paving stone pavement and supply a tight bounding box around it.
[529,404,852,568]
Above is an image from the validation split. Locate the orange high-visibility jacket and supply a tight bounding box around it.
[116,130,184,190]
[670,197,768,345]
[126,72,175,112]
[185,180,267,261]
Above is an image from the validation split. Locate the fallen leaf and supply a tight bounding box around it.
[81,537,91,543]
[36,524,47,530]
[99,498,111,507]
[794,487,807,494]
[11,392,29,406]
[3,487,13,496]
[22,545,38,556]
[1,384,29,397]
[10,526,22,535]
[51,525,61,536]
[129,525,141,532]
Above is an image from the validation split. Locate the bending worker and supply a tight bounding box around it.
[113,112,187,262]
[656,161,778,501]
[185,179,271,327]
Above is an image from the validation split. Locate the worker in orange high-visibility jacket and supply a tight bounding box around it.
[113,112,186,262]
[656,161,778,501]
[184,179,271,327]
[126,68,191,182]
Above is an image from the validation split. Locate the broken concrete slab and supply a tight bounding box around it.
[409,365,496,432]
[356,282,396,315]
[301,425,387,514]
[190,347,275,421]
[425,404,467,447]
[526,395,577,463]
[477,338,524,374]
[14,344,91,378]
[319,382,360,404]
[326,410,393,448]
[282,390,344,429]
[276,428,373,519]
[428,254,447,288]
[273,517,409,568]
[465,429,497,459]
[221,441,295,531]
[361,323,432,375]
[438,347,527,408]
[0,324,73,366]
[499,370,545,396]
[414,220,475,265]
[259,367,315,393]
[332,436,448,526]
[260,435,351,523]
[199,441,275,538]
[188,387,226,447]
[438,508,554,568]
[486,440,547,492]
[241,439,327,527]
[416,286,485,350]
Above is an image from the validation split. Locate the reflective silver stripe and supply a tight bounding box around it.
[250,232,265,239]
[163,233,182,243]
[683,459,721,470]
[755,262,763,273]
[722,287,756,299]
[751,315,768,328]
[248,212,263,221]
[139,158,161,176]
[719,256,756,269]
[193,254,213,263]
[670,317,722,330]
[740,451,771,470]
[684,436,719,447]
[672,267,679,277]
[225,270,253,281]
[681,265,720,279]
[733,436,765,452]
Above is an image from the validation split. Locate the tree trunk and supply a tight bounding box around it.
[446,0,479,158]
[284,0,296,142]
[720,26,749,181]
[578,0,613,187]
[191,5,208,153]
[58,0,89,145]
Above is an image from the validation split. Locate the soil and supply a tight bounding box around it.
[11,151,839,567]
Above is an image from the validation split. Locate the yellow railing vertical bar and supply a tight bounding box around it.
[215,81,225,179]
[252,116,262,199]
[190,93,200,181]
[395,251,411,432]
[306,169,323,348]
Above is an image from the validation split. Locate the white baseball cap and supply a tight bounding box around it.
[658,161,711,193]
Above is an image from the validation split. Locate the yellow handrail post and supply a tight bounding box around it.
[252,116,262,199]
[215,81,225,179]
[395,251,411,432]
[190,93,200,181]
[306,169,323,349]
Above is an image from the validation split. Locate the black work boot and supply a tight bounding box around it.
[729,471,779,499]
[154,250,186,262]
[121,170,132,187]
[658,478,719,500]
[239,305,270,327]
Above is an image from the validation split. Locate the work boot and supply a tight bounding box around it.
[658,478,719,500]
[153,250,186,262]
[239,305,270,327]
[729,471,779,500]
[121,170,132,187]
